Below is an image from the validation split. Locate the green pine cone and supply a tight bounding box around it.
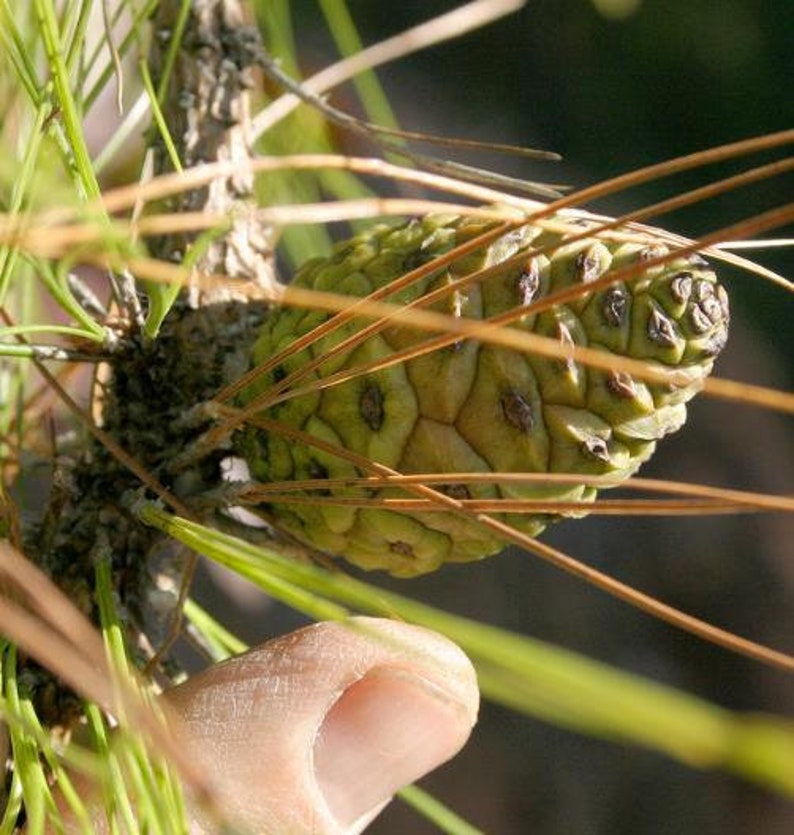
[236,214,729,576]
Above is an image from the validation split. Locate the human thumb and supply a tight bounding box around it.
[166,617,479,834]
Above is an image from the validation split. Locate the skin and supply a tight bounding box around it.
[56,617,479,834]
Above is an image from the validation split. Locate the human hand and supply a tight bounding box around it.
[165,617,479,834]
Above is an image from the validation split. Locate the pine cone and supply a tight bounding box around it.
[236,214,729,576]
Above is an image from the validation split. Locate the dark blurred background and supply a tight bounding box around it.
[197,2,794,832]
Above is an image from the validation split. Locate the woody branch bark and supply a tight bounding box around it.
[149,0,276,304]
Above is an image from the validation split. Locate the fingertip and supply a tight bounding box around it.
[165,617,479,834]
[313,665,475,831]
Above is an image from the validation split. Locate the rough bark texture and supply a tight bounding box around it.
[150,0,277,304]
[20,0,273,727]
